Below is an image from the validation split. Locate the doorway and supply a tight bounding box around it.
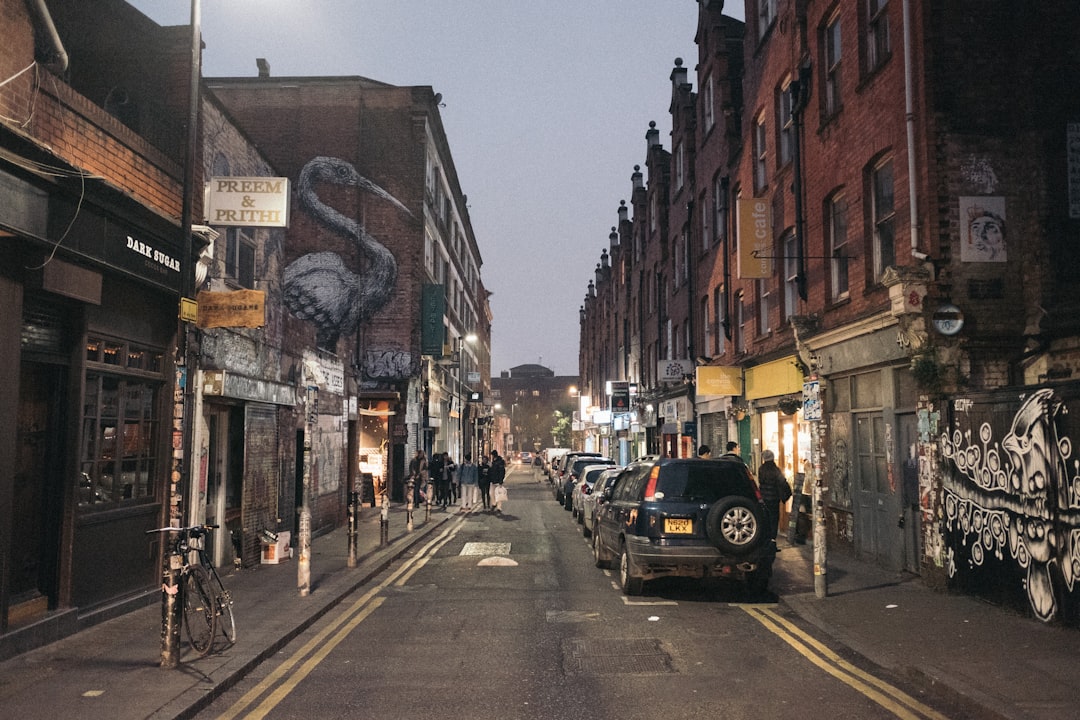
[10,362,66,626]
[205,406,244,568]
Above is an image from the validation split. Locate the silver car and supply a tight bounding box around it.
[581,466,623,539]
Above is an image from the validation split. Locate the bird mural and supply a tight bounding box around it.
[283,156,413,348]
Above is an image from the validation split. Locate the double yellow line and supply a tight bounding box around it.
[217,517,466,720]
[741,605,949,720]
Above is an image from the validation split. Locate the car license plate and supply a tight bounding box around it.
[664,518,693,534]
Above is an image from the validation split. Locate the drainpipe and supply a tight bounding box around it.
[903,0,926,260]
[26,0,68,74]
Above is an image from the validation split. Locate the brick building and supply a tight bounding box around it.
[580,0,1080,621]
[0,0,195,650]
[206,72,490,506]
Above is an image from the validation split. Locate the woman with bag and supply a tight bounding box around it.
[489,449,507,513]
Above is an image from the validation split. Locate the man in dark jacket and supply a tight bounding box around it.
[489,450,507,512]
[756,449,792,540]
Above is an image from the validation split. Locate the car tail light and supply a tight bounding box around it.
[643,465,661,501]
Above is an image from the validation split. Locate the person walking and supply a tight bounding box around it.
[756,450,792,541]
[697,445,712,458]
[428,451,445,506]
[478,455,492,510]
[489,449,507,513]
[720,441,744,464]
[441,452,457,508]
[408,449,428,507]
[458,453,479,511]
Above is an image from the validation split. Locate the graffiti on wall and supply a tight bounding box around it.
[940,389,1080,621]
[283,156,413,348]
[363,350,419,382]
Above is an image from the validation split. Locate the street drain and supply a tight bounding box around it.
[562,637,674,675]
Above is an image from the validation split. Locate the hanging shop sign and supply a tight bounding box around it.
[696,365,742,397]
[206,177,290,227]
[736,197,772,279]
[658,359,693,383]
[196,289,266,328]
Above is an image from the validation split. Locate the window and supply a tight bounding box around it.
[872,160,896,280]
[777,81,794,166]
[703,74,715,131]
[80,337,164,510]
[713,177,726,246]
[824,15,842,116]
[713,285,726,356]
[758,278,771,335]
[866,0,891,72]
[225,228,255,288]
[758,0,777,39]
[828,193,850,299]
[783,232,799,321]
[754,113,768,191]
[675,142,685,192]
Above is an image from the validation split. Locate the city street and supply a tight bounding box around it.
[196,466,969,720]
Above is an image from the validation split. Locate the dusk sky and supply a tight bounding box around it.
[129,1,745,377]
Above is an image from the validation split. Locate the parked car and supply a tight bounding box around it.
[581,467,622,539]
[552,452,604,502]
[571,464,621,523]
[591,457,774,596]
[561,456,616,510]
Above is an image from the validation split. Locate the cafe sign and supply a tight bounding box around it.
[206,177,290,227]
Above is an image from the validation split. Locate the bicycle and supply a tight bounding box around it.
[146,524,236,657]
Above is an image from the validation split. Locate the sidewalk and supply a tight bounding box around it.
[0,502,455,720]
[773,539,1080,720]
[1,498,1078,720]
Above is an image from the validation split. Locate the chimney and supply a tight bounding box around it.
[256,58,270,78]
[670,57,688,91]
[646,122,660,149]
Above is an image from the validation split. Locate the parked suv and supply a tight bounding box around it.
[591,457,774,596]
[552,451,604,502]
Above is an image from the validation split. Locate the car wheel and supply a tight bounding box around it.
[592,530,609,568]
[705,496,764,555]
[618,543,644,596]
[582,516,592,538]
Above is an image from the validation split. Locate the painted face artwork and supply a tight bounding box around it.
[968,213,1005,261]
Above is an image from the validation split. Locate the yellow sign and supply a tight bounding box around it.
[745,356,803,400]
[179,297,199,323]
[196,289,266,328]
[696,365,743,397]
[737,198,772,278]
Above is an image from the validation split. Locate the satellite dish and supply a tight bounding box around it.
[433,92,442,105]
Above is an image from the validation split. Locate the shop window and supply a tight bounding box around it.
[79,336,164,510]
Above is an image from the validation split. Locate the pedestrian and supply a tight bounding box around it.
[441,452,457,508]
[478,455,492,510]
[489,449,507,513]
[408,449,428,507]
[720,441,744,464]
[458,452,479,511]
[756,449,792,541]
[428,451,445,506]
[697,444,712,458]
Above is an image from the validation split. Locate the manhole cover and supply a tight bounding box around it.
[460,542,511,556]
[562,637,673,675]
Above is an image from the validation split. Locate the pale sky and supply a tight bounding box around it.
[128,1,745,377]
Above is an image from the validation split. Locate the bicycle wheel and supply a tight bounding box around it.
[183,566,217,657]
[213,572,236,645]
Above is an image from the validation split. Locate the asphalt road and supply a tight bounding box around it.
[196,465,972,720]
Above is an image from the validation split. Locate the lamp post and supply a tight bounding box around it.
[161,0,203,670]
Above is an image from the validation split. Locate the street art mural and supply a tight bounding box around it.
[940,388,1080,622]
[283,156,413,348]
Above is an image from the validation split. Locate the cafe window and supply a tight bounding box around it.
[79,336,164,509]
